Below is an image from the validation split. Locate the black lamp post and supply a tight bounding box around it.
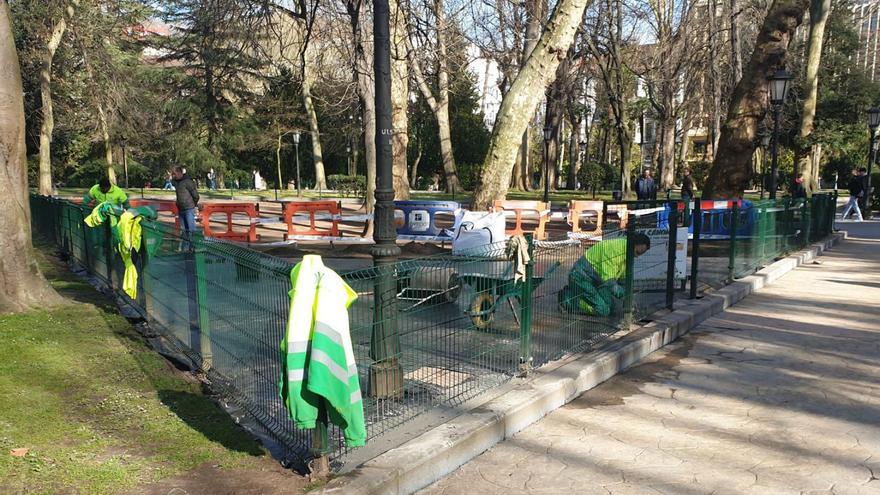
[768,68,792,200]
[543,125,552,203]
[369,0,402,398]
[759,130,771,200]
[292,131,302,197]
[865,106,880,218]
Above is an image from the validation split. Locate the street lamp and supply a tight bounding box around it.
[543,126,553,203]
[865,106,880,217]
[768,68,792,199]
[346,144,352,176]
[292,131,302,197]
[759,128,771,199]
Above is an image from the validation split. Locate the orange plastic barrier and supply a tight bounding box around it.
[567,200,604,238]
[200,202,259,243]
[491,200,550,240]
[282,201,342,239]
[129,199,180,230]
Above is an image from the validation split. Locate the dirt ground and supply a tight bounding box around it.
[126,462,312,495]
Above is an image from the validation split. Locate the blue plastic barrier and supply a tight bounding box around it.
[394,200,460,238]
[659,200,755,238]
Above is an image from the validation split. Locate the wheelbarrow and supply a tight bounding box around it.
[458,260,561,330]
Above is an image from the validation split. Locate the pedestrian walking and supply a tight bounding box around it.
[841,169,864,221]
[172,166,200,250]
[680,168,695,201]
[163,172,174,190]
[635,169,657,201]
[207,168,217,190]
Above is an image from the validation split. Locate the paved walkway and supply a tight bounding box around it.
[420,221,880,495]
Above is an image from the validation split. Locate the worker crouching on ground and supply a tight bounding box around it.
[559,233,651,317]
[83,177,129,209]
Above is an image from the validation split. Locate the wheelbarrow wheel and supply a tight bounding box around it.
[469,292,495,330]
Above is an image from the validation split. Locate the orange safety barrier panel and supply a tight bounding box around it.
[200,202,259,243]
[282,201,342,239]
[491,200,550,240]
[129,199,180,230]
[567,200,604,239]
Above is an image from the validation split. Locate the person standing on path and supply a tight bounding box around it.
[172,166,200,250]
[680,168,695,201]
[841,168,864,221]
[635,169,657,201]
[792,173,807,199]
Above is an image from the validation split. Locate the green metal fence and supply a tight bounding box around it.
[28,193,836,470]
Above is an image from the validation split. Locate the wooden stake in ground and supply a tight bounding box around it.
[0,0,63,312]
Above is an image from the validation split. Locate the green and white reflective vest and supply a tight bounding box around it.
[279,255,365,447]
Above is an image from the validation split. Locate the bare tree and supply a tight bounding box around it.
[704,0,810,198]
[37,0,80,195]
[406,0,461,192]
[390,0,410,199]
[795,0,831,196]
[0,0,62,312]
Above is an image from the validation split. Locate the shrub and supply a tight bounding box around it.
[327,174,366,198]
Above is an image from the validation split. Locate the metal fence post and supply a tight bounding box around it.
[623,219,636,328]
[728,202,740,281]
[104,220,114,288]
[802,198,811,247]
[758,203,767,265]
[194,236,213,370]
[831,190,839,232]
[665,202,679,311]
[519,234,534,376]
[689,198,702,299]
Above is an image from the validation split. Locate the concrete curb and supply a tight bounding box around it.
[317,233,846,495]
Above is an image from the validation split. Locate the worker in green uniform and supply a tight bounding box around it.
[83,177,129,209]
[559,234,651,317]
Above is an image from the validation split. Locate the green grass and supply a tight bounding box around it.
[0,249,272,494]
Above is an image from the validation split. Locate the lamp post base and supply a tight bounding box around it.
[369,359,404,399]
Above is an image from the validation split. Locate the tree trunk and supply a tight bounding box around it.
[659,117,676,189]
[472,0,594,209]
[97,101,116,183]
[704,0,810,198]
[729,0,743,87]
[543,59,569,192]
[38,1,79,195]
[348,0,376,233]
[390,0,409,199]
[515,0,544,193]
[567,115,583,190]
[707,0,722,159]
[0,2,62,312]
[409,139,422,188]
[276,131,284,189]
[795,0,831,196]
[302,74,327,190]
[407,0,460,193]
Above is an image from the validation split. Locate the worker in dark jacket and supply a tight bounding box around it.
[172,166,200,248]
[680,168,695,201]
[635,169,657,200]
